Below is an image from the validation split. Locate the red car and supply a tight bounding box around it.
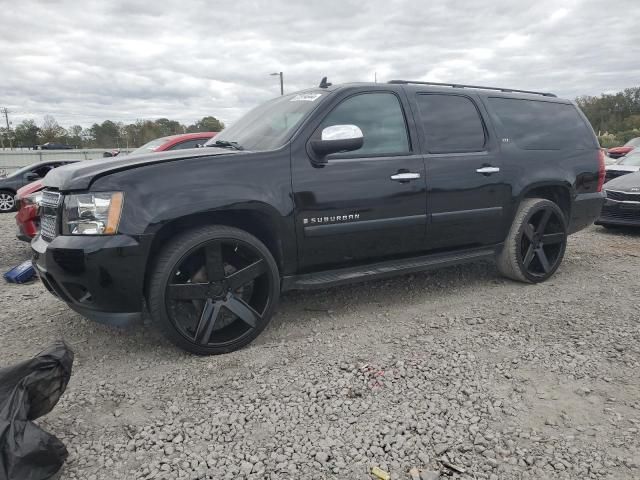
[104,132,217,157]
[15,132,217,241]
[15,180,46,241]
[607,137,640,159]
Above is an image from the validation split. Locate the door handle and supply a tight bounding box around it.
[476,166,500,175]
[390,172,421,181]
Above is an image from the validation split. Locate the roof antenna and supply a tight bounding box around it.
[319,76,332,88]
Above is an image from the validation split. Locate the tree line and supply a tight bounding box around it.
[0,115,224,149]
[576,86,640,148]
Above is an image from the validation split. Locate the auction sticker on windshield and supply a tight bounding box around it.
[290,93,323,102]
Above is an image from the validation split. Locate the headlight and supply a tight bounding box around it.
[62,192,124,235]
[22,191,44,207]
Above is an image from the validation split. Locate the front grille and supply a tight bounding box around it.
[605,190,640,203]
[40,190,62,241]
[41,190,62,208]
[40,214,58,240]
[600,205,640,223]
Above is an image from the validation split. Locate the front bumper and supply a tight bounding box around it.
[567,192,605,234]
[595,199,640,227]
[32,233,152,327]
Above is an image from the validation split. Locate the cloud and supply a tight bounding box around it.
[549,8,570,23]
[0,0,638,129]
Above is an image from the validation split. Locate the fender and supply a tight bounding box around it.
[90,147,297,273]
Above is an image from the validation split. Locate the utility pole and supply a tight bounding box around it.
[1,107,12,150]
[270,72,284,95]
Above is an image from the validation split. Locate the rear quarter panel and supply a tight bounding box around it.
[479,95,601,228]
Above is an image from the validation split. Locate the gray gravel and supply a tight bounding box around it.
[0,212,639,480]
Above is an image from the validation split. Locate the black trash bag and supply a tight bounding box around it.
[0,341,74,480]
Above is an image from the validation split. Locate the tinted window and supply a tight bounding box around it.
[32,165,54,177]
[415,94,486,153]
[488,97,595,150]
[170,139,207,150]
[320,92,409,156]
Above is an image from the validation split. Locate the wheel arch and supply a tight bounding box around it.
[518,182,573,222]
[143,207,288,296]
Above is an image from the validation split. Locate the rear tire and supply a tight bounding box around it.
[147,225,280,355]
[497,198,567,283]
[0,190,16,213]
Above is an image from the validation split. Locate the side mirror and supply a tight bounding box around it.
[310,124,364,162]
[24,172,39,181]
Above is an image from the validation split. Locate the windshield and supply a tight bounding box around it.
[7,164,36,178]
[624,137,640,147]
[129,137,170,156]
[618,152,640,166]
[205,91,327,151]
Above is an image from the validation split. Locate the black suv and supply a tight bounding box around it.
[33,80,605,355]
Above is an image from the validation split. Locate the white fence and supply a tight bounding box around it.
[0,149,134,174]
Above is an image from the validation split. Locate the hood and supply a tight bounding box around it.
[604,171,640,191]
[606,164,640,173]
[44,147,242,191]
[16,180,44,199]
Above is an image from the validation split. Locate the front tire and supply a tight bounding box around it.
[0,190,16,213]
[147,226,280,355]
[497,198,567,283]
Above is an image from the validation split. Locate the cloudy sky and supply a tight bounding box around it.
[1,0,638,129]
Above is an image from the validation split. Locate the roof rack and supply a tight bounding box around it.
[387,80,557,97]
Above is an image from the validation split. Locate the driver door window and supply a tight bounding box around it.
[319,92,410,157]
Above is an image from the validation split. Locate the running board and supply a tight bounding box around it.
[282,246,497,291]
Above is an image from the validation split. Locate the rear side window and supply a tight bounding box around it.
[415,94,486,153]
[319,92,410,156]
[488,97,595,150]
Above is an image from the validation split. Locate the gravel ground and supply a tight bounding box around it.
[0,212,638,480]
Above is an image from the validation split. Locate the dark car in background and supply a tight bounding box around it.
[0,161,76,212]
[103,132,217,157]
[597,171,640,227]
[37,142,75,150]
[606,137,640,159]
[605,150,640,181]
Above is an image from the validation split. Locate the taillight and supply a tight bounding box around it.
[597,148,606,192]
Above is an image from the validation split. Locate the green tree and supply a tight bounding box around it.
[40,115,66,142]
[576,87,640,136]
[13,120,41,147]
[89,120,121,148]
[187,116,224,133]
[156,118,184,136]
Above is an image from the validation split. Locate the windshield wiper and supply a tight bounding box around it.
[210,140,244,151]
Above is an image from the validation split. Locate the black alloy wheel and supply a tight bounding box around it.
[148,226,279,355]
[518,205,566,279]
[497,198,567,283]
